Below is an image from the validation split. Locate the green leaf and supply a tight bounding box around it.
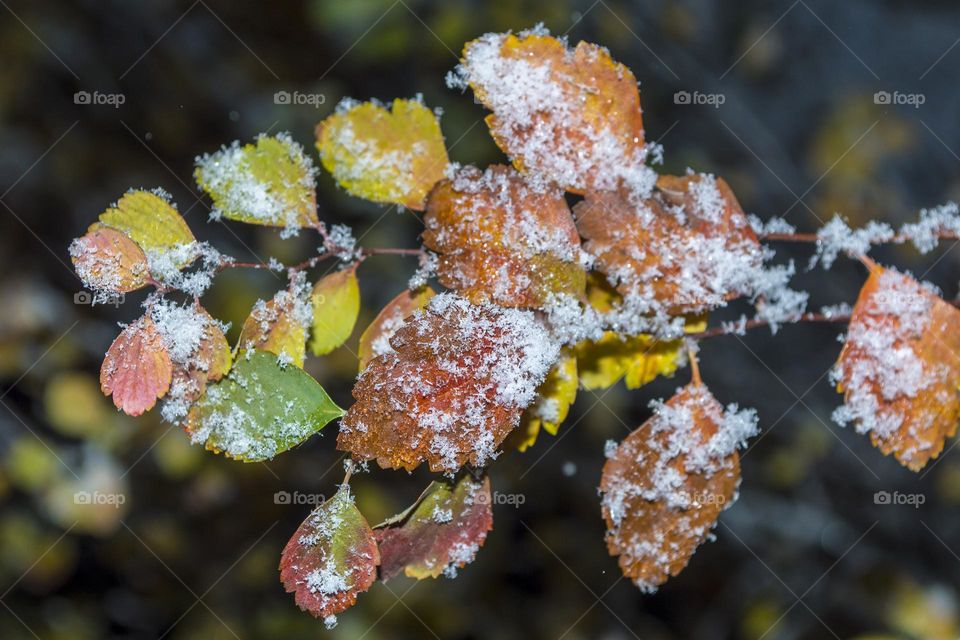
[185,350,342,461]
[195,133,319,229]
[310,270,360,356]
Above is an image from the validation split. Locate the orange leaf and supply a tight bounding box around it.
[600,383,755,592]
[457,28,648,194]
[423,165,586,308]
[100,315,172,416]
[238,287,311,368]
[70,227,149,294]
[833,263,960,471]
[357,286,435,371]
[339,294,560,472]
[575,174,762,315]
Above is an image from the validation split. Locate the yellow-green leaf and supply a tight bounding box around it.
[316,98,448,210]
[96,189,195,267]
[310,270,360,356]
[195,133,319,229]
[514,350,578,451]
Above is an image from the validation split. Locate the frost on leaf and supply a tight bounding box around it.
[280,485,379,619]
[339,294,560,472]
[376,474,493,581]
[95,189,196,268]
[454,27,650,195]
[195,133,319,232]
[100,315,172,416]
[423,164,586,308]
[70,227,149,294]
[316,98,449,210]
[512,349,578,452]
[357,286,435,371]
[575,174,762,315]
[600,383,757,592]
[832,263,960,471]
[185,350,343,462]
[239,281,312,368]
[309,269,360,357]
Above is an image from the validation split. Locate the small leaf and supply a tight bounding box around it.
[423,164,586,308]
[100,315,172,416]
[185,350,343,462]
[316,98,448,210]
[280,485,379,620]
[358,286,435,371]
[339,294,559,472]
[195,133,319,229]
[239,288,311,368]
[575,174,762,315]
[600,383,756,592]
[513,350,578,452]
[70,227,149,293]
[376,475,493,581]
[457,29,647,194]
[833,263,960,471]
[165,306,233,422]
[96,189,195,263]
[309,270,360,357]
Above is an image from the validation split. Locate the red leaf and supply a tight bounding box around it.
[100,315,172,416]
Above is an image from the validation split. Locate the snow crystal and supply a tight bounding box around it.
[408,251,438,289]
[747,214,796,236]
[146,241,228,297]
[811,215,894,269]
[326,223,359,262]
[898,201,960,254]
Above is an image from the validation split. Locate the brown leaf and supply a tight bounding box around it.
[279,485,379,622]
[834,262,960,470]
[574,174,762,315]
[423,165,585,308]
[339,294,560,472]
[376,475,493,581]
[600,383,754,592]
[100,315,172,416]
[357,286,435,371]
[458,30,648,194]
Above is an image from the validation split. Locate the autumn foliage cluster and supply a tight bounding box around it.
[69,26,960,625]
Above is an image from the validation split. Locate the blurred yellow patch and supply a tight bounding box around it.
[44,371,111,438]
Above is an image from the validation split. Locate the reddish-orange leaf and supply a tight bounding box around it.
[575,174,762,315]
[357,286,435,371]
[833,262,960,471]
[165,307,232,423]
[422,165,586,308]
[69,226,149,293]
[376,475,493,581]
[457,29,648,194]
[600,383,756,592]
[280,485,379,624]
[100,315,173,416]
[339,294,560,472]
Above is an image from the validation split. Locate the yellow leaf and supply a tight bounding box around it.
[310,270,360,356]
[195,133,319,229]
[514,350,578,451]
[316,98,448,210]
[238,289,310,368]
[96,190,195,267]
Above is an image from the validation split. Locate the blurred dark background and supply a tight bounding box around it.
[2,0,960,638]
